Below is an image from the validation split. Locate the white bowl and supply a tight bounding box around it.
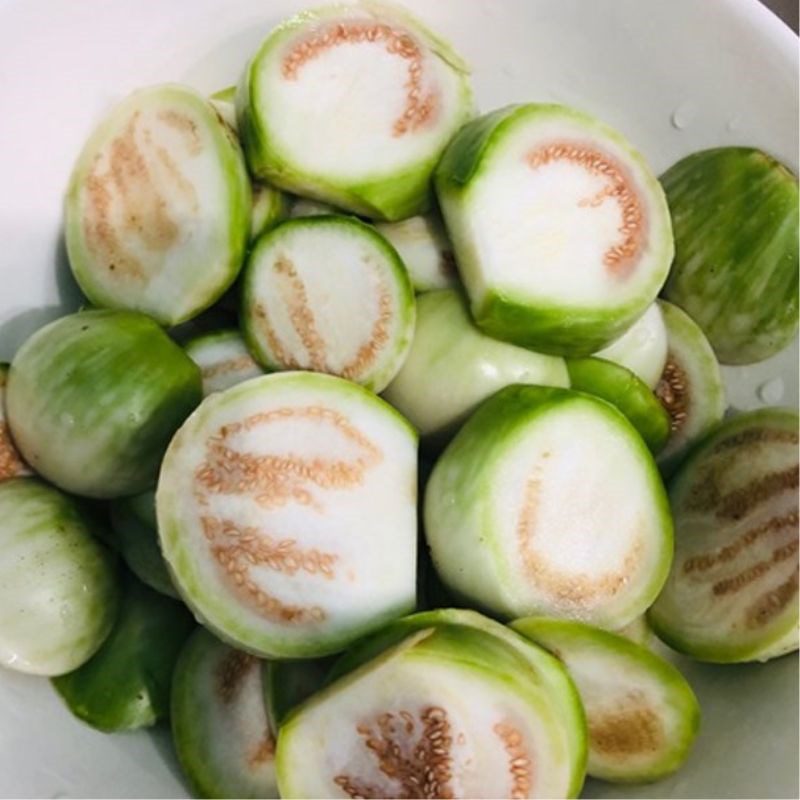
[0,0,797,797]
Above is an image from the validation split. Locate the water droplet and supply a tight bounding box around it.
[501,65,516,79]
[725,115,740,132]
[757,377,784,404]
[670,103,695,130]
[59,604,71,620]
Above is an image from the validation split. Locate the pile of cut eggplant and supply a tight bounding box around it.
[0,4,797,798]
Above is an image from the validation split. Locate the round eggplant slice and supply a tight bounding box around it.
[383,289,569,442]
[0,478,119,676]
[0,364,30,481]
[172,627,278,799]
[566,357,671,453]
[661,147,798,365]
[512,617,700,784]
[375,213,459,292]
[52,573,194,731]
[237,3,473,221]
[209,85,238,131]
[649,408,799,663]
[65,84,251,326]
[109,490,177,598]
[594,303,668,389]
[157,371,418,659]
[264,657,335,729]
[6,310,202,498]
[655,300,726,476]
[242,216,415,393]
[424,385,673,629]
[435,104,674,355]
[185,328,265,397]
[276,624,583,799]
[327,607,587,798]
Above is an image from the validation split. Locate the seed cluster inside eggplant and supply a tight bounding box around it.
[0,3,796,799]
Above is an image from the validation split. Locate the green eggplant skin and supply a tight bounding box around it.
[52,573,195,732]
[109,491,177,598]
[264,657,335,729]
[567,357,671,453]
[662,147,799,365]
[0,478,120,676]
[6,310,202,498]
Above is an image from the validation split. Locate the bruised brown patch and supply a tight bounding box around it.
[194,406,382,623]
[683,511,798,575]
[709,426,799,455]
[248,734,276,768]
[215,649,258,704]
[655,355,689,434]
[525,141,646,276]
[714,467,799,522]
[494,721,533,800]
[0,422,30,480]
[744,570,799,629]
[282,21,439,138]
[711,537,797,596]
[589,694,664,758]
[517,476,643,606]
[334,706,455,799]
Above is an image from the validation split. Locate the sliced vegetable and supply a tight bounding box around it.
[251,183,291,241]
[383,289,569,442]
[277,621,584,799]
[52,573,194,731]
[435,104,673,355]
[614,615,654,648]
[6,310,202,498]
[512,617,700,784]
[209,85,238,130]
[649,408,799,663]
[594,303,668,389]
[0,364,30,481]
[327,607,587,798]
[661,147,799,364]
[172,627,278,799]
[109,490,177,598]
[185,328,264,396]
[0,479,119,676]
[375,213,459,292]
[237,3,473,220]
[65,84,251,326]
[157,372,417,658]
[289,198,339,218]
[264,657,334,729]
[655,300,726,476]
[424,385,673,628]
[242,216,415,392]
[566,357,671,453]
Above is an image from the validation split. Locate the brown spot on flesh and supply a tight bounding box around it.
[83,110,200,281]
[655,355,689,434]
[744,570,799,629]
[334,706,455,799]
[525,141,646,276]
[156,109,203,155]
[709,426,799,455]
[683,511,798,575]
[712,466,799,522]
[194,407,382,623]
[0,422,30,480]
[282,21,439,138]
[439,249,457,278]
[517,476,643,606]
[215,649,258,704]
[590,694,664,757]
[248,734,277,768]
[711,537,797,596]
[201,355,260,382]
[494,721,533,799]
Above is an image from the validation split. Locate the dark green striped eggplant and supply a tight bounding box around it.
[6,310,202,498]
[53,572,195,731]
[661,147,799,364]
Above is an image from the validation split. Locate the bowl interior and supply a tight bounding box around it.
[0,0,797,797]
